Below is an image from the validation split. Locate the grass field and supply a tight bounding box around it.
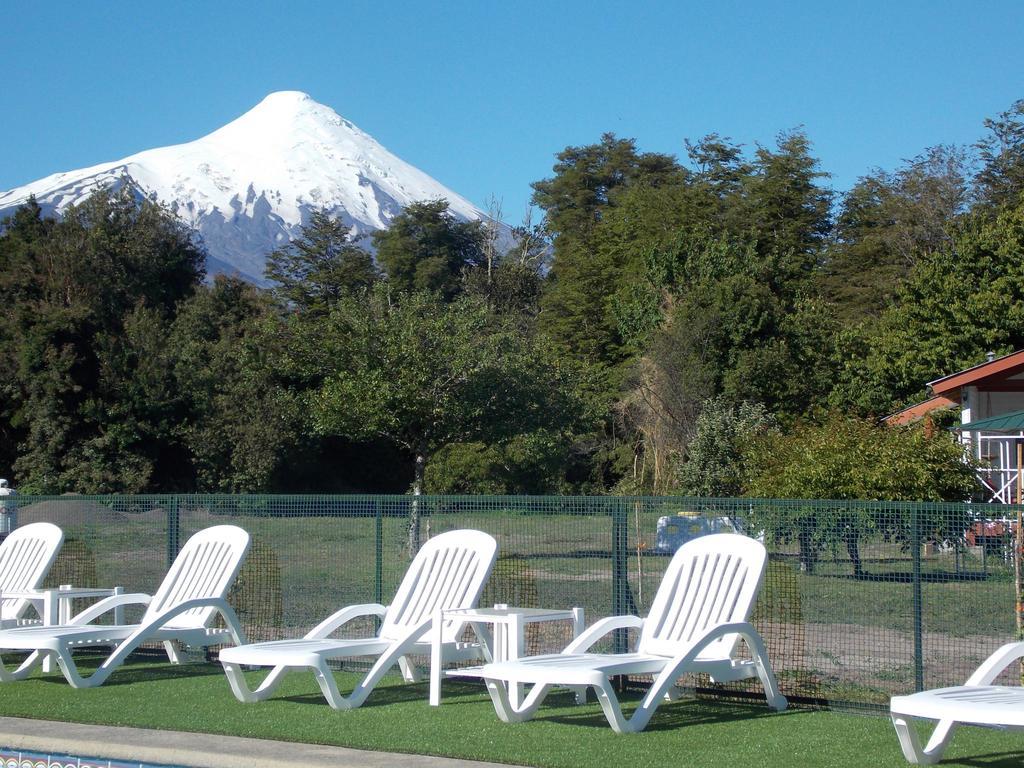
[0,658,1021,768]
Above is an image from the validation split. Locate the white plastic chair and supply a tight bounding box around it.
[0,522,64,626]
[476,533,787,733]
[890,642,1024,764]
[220,528,498,709]
[0,524,250,688]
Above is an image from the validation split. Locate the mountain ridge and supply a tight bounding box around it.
[0,91,504,283]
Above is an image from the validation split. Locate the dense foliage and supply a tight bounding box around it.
[2,99,1023,502]
[743,415,978,574]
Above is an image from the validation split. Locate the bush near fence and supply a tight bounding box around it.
[10,494,1019,708]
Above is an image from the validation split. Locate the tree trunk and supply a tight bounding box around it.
[408,449,426,557]
[844,525,864,578]
[798,528,817,574]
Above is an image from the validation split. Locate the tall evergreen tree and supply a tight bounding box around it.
[171,277,303,492]
[975,99,1024,209]
[372,200,485,299]
[743,130,833,292]
[822,145,972,321]
[264,208,378,313]
[534,134,684,369]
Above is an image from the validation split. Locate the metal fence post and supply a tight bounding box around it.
[912,505,924,692]
[166,495,181,569]
[374,498,384,606]
[612,501,629,655]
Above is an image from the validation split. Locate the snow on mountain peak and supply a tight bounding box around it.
[0,92,499,284]
[259,90,314,107]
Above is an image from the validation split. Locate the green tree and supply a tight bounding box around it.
[975,99,1024,209]
[822,146,972,321]
[309,287,591,552]
[838,197,1024,415]
[743,415,977,575]
[0,188,203,492]
[0,198,54,476]
[534,134,684,368]
[264,209,378,313]
[685,133,753,205]
[676,397,776,496]
[171,277,304,492]
[740,130,833,294]
[372,200,485,299]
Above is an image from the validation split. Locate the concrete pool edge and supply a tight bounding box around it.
[0,716,511,768]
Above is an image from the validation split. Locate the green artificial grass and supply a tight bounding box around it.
[0,659,1021,767]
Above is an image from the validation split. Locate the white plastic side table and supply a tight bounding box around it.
[429,605,584,707]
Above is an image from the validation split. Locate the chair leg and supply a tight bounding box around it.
[740,629,788,711]
[54,647,97,688]
[0,651,45,682]
[593,681,637,733]
[163,640,183,664]
[753,653,788,711]
[890,713,953,765]
[222,662,291,703]
[924,720,957,761]
[398,656,421,682]
[312,659,364,710]
[313,642,416,710]
[484,679,552,723]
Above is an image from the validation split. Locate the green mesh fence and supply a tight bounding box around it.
[6,494,1021,709]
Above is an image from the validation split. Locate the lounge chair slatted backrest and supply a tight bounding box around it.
[380,529,499,644]
[638,533,766,661]
[142,525,251,630]
[0,523,64,623]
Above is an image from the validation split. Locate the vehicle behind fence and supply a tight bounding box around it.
[10,494,1020,709]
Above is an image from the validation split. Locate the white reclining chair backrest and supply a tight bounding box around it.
[379,529,498,644]
[142,525,250,629]
[0,522,64,622]
[638,533,767,661]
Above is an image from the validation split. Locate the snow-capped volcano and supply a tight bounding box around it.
[0,91,502,283]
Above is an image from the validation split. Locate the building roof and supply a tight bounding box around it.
[928,348,1024,396]
[883,396,957,425]
[951,408,1024,432]
[883,349,1024,426]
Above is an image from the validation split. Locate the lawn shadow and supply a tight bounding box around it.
[278,677,487,708]
[535,693,793,732]
[955,752,1024,767]
[33,658,225,687]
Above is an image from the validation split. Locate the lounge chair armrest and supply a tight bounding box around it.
[305,603,388,639]
[92,597,246,680]
[964,642,1024,686]
[117,597,245,648]
[69,593,152,625]
[563,614,644,654]
[656,621,772,683]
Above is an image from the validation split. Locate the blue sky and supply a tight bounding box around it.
[2,1,1022,221]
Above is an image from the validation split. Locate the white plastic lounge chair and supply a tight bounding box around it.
[890,642,1024,764]
[0,522,64,627]
[220,528,498,710]
[0,524,250,688]
[474,532,787,733]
